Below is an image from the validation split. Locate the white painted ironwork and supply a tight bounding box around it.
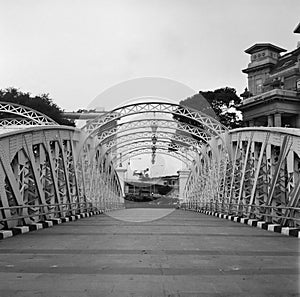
[103,131,200,151]
[0,101,299,229]
[183,127,300,227]
[111,141,194,162]
[83,102,227,138]
[0,118,40,127]
[114,147,193,166]
[0,101,57,126]
[0,126,124,229]
[96,119,210,144]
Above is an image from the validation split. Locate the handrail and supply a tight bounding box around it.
[181,202,300,226]
[0,202,124,225]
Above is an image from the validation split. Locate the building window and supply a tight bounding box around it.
[256,78,262,94]
[297,79,300,91]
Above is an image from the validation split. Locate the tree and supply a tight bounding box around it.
[0,88,75,126]
[180,87,243,129]
[171,92,211,145]
[169,87,242,151]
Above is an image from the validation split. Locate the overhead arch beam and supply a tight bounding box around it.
[96,118,212,144]
[83,123,201,173]
[83,102,227,138]
[111,143,194,163]
[102,131,201,152]
[113,147,193,166]
[0,101,57,126]
[105,139,197,160]
[0,118,40,127]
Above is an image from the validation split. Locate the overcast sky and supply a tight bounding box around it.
[1,0,299,111]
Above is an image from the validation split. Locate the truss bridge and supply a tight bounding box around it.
[0,100,299,296]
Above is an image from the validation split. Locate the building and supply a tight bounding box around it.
[124,175,179,199]
[240,23,300,128]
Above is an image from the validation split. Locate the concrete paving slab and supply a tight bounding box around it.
[0,209,299,296]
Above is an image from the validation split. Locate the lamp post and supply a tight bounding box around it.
[151,134,157,144]
[151,120,158,164]
[151,145,156,164]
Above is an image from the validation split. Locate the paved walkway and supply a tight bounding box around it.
[0,209,299,297]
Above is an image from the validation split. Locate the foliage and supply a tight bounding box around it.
[169,87,243,151]
[0,88,75,126]
[179,92,218,120]
[180,87,243,129]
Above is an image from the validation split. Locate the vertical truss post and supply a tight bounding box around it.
[248,133,269,216]
[56,133,73,213]
[228,133,241,214]
[266,136,291,206]
[43,135,63,217]
[23,135,48,220]
[237,133,253,215]
[0,169,12,228]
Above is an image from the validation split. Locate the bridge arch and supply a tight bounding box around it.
[96,118,210,145]
[82,101,227,138]
[112,144,194,164]
[77,100,229,205]
[1,100,299,230]
[0,101,57,126]
[79,101,229,170]
[113,149,193,167]
[102,131,201,156]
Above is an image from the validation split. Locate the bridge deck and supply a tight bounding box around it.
[0,209,299,297]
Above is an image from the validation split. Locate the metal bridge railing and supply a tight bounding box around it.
[181,201,300,227]
[182,127,300,228]
[0,125,124,230]
[0,201,124,227]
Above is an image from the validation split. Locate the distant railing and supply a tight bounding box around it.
[0,201,124,225]
[181,202,300,227]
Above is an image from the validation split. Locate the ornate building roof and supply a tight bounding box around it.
[245,43,286,54]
